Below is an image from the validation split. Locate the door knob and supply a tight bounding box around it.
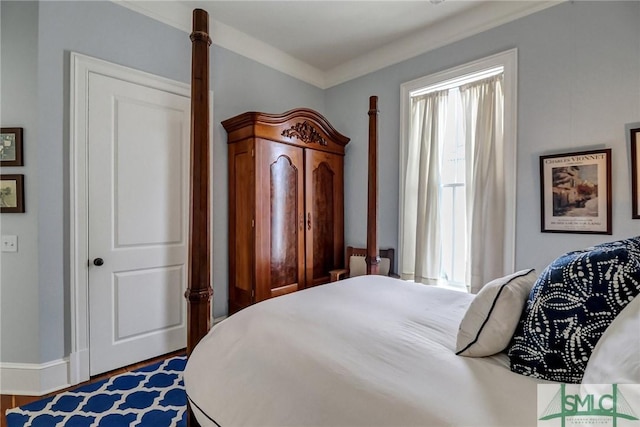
[93,258,104,266]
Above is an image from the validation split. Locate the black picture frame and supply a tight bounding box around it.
[0,128,24,166]
[540,149,612,234]
[631,128,639,219]
[0,174,25,213]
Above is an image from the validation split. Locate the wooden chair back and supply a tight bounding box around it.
[345,246,396,278]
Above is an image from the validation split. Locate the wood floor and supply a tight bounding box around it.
[0,349,186,427]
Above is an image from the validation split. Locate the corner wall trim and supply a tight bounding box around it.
[0,358,70,396]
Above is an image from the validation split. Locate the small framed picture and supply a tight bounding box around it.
[0,128,23,166]
[0,174,25,213]
[540,149,612,234]
[632,128,639,219]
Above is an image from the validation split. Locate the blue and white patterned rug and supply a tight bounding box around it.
[5,356,187,427]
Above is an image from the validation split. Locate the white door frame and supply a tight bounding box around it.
[69,53,211,384]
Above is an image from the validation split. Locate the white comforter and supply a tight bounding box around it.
[185,275,545,426]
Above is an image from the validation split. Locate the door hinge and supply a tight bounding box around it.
[251,148,254,157]
[251,289,255,298]
[251,219,255,228]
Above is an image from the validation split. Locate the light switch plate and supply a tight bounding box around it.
[1,235,18,252]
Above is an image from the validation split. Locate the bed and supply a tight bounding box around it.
[182,9,640,427]
[184,263,640,427]
[185,275,546,427]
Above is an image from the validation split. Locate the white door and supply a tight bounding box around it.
[87,72,190,375]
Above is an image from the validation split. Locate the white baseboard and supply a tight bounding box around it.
[68,349,90,385]
[1,324,225,396]
[0,358,70,395]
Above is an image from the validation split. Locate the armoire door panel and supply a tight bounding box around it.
[256,140,305,302]
[270,155,300,290]
[312,162,335,279]
[305,150,344,287]
[228,140,255,313]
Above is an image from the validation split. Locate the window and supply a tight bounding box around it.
[440,87,466,286]
[398,50,517,293]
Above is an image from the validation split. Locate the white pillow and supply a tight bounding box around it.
[582,294,640,384]
[456,269,537,357]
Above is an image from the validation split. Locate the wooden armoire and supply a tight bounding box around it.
[223,108,350,314]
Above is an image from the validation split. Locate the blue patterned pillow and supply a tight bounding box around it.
[508,236,640,383]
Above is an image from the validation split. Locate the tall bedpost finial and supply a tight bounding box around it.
[186,8,212,356]
[366,96,380,275]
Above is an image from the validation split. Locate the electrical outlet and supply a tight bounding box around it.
[1,235,18,252]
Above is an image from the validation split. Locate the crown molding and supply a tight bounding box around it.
[115,0,192,33]
[325,1,561,87]
[212,19,326,88]
[114,0,326,88]
[113,1,561,90]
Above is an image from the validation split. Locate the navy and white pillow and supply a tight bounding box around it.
[508,236,640,383]
[456,269,537,357]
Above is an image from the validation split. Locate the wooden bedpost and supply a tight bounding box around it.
[366,96,381,275]
[186,9,211,427]
[186,8,212,356]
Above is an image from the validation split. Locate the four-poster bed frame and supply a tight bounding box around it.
[184,8,380,426]
[182,11,639,427]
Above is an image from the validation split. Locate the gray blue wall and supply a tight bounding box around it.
[210,43,324,320]
[1,1,41,364]
[1,1,323,365]
[326,0,640,276]
[1,0,639,368]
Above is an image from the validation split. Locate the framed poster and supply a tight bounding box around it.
[540,149,611,234]
[632,127,639,219]
[0,174,25,213]
[0,128,24,166]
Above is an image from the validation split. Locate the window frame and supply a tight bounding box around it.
[398,49,518,285]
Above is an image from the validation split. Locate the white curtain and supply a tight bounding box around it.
[460,75,505,294]
[401,90,448,284]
